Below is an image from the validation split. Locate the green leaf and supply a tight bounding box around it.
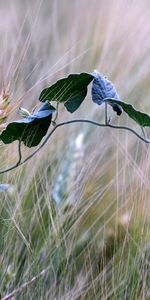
[0,101,56,147]
[104,98,150,127]
[39,73,94,113]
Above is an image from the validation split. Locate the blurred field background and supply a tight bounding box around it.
[0,0,150,299]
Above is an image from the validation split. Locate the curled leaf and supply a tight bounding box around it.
[104,98,150,127]
[0,101,56,147]
[39,73,94,113]
[91,70,122,115]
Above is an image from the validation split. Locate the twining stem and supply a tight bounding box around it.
[141,126,147,139]
[20,120,150,166]
[0,119,150,174]
[52,103,59,124]
[105,102,108,124]
[0,140,22,174]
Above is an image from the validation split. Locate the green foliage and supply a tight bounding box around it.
[0,71,150,150]
[0,101,55,147]
[39,72,94,113]
[105,98,150,127]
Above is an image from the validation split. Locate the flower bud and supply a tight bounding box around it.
[19,107,31,118]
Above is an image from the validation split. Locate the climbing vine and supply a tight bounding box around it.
[0,70,150,174]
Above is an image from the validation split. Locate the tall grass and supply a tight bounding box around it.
[0,0,150,299]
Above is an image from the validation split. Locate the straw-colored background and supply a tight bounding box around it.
[0,1,150,299]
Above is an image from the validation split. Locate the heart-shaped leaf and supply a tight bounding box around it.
[0,101,56,147]
[39,73,94,113]
[91,70,122,115]
[104,98,150,127]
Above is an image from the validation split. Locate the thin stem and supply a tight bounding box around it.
[20,119,150,167]
[0,140,22,174]
[141,126,147,139]
[52,103,59,123]
[1,119,150,174]
[105,102,108,124]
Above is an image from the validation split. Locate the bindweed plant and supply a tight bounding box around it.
[1,72,150,299]
[0,70,150,177]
